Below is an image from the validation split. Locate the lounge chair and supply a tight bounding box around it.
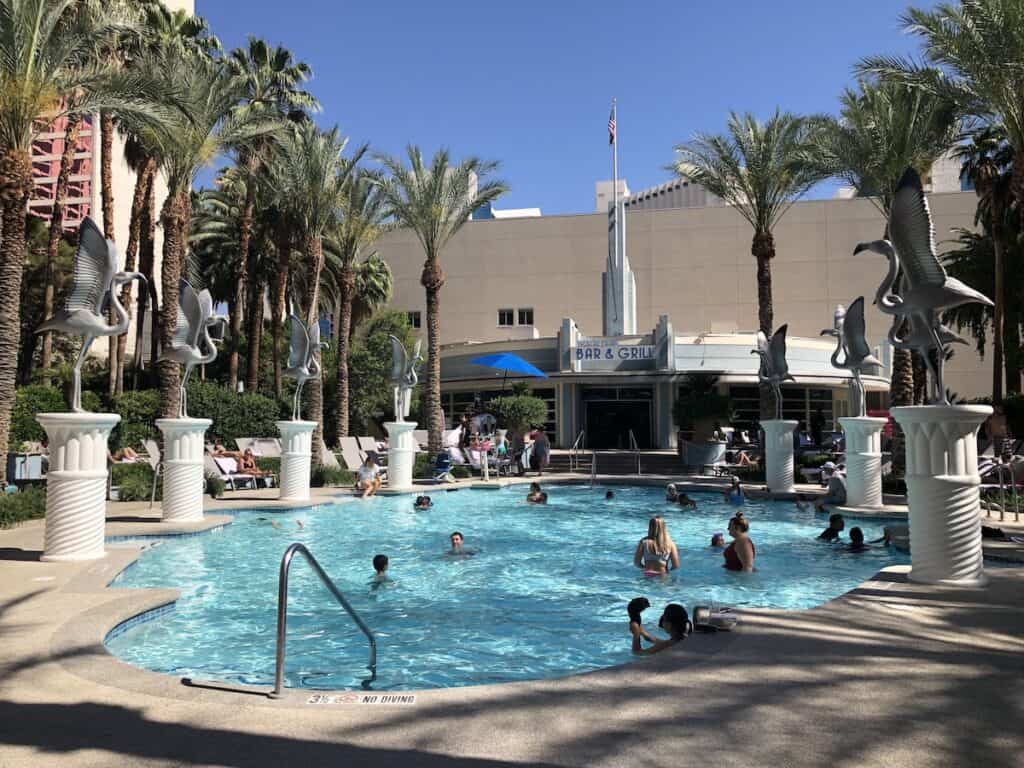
[206,455,257,491]
[239,437,282,458]
[357,436,381,454]
[336,437,364,471]
[412,430,429,450]
[143,439,162,508]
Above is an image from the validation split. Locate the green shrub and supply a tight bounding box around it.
[255,457,281,475]
[206,473,225,499]
[311,466,356,487]
[798,452,832,468]
[0,487,47,528]
[111,390,160,451]
[489,395,548,432]
[414,451,472,479]
[185,381,282,447]
[10,385,101,450]
[111,462,160,502]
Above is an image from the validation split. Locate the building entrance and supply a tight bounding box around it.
[582,387,653,449]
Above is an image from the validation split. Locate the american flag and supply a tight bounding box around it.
[608,106,616,145]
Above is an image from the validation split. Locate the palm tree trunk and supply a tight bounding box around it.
[911,351,927,405]
[334,264,355,442]
[991,221,1005,402]
[101,112,122,395]
[145,179,159,372]
[245,272,264,393]
[229,167,257,391]
[421,257,446,453]
[302,235,325,465]
[117,158,154,394]
[752,231,775,420]
[40,114,82,386]
[1005,306,1021,395]
[158,191,189,419]
[890,341,914,478]
[0,149,33,484]
[271,234,290,398]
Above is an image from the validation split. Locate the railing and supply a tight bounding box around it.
[628,429,641,475]
[271,543,377,698]
[569,430,586,472]
[590,450,597,487]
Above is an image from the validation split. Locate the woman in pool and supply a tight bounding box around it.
[627,597,658,648]
[723,476,745,505]
[723,512,755,572]
[633,516,680,576]
[526,482,543,503]
[633,603,692,655]
[665,483,679,502]
[414,495,432,510]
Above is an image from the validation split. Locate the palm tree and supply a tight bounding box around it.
[137,48,278,419]
[670,110,823,417]
[327,169,388,442]
[226,38,318,391]
[377,146,508,452]
[859,0,1024,401]
[0,0,176,483]
[350,253,394,339]
[265,122,363,463]
[803,79,958,471]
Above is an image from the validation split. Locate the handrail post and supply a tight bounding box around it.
[270,543,377,699]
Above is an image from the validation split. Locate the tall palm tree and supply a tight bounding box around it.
[859,0,1024,401]
[671,110,823,417]
[377,146,507,452]
[265,122,363,463]
[803,79,958,472]
[226,37,318,391]
[0,0,175,482]
[327,169,388,442]
[350,252,394,339]
[137,48,278,419]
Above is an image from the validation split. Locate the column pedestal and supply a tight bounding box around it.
[762,419,797,494]
[839,416,888,509]
[156,418,212,523]
[37,412,121,562]
[277,420,316,502]
[384,421,417,492]
[892,405,990,586]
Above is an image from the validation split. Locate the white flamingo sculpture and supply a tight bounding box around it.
[389,334,423,422]
[37,217,146,412]
[854,168,992,404]
[159,281,226,418]
[284,315,328,421]
[820,297,880,417]
[751,325,795,420]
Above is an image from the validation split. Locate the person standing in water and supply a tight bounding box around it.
[723,512,755,572]
[633,516,680,576]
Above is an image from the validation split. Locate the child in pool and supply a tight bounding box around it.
[628,597,658,650]
[372,554,389,582]
[526,482,544,503]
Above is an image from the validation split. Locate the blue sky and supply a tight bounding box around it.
[198,0,936,215]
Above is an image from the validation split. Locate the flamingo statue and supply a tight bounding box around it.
[36,217,146,412]
[820,297,880,417]
[389,334,423,422]
[854,168,992,404]
[751,325,795,420]
[284,314,328,421]
[159,280,227,418]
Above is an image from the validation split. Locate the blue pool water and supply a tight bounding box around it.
[106,485,908,690]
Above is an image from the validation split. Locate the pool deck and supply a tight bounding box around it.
[0,480,1022,767]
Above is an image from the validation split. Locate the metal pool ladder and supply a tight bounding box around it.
[270,543,377,698]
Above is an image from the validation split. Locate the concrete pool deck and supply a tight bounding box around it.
[0,483,1022,767]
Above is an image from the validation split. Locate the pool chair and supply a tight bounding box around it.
[337,437,365,471]
[412,430,429,450]
[433,450,456,483]
[142,439,162,508]
[357,436,383,455]
[205,454,258,491]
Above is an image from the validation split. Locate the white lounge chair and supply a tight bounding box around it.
[412,430,429,450]
[143,439,162,508]
[357,436,380,454]
[320,440,343,470]
[337,437,365,471]
[206,455,257,491]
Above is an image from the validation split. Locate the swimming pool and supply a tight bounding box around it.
[106,485,908,690]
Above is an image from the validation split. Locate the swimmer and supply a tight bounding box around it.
[633,604,692,655]
[677,493,697,509]
[818,513,844,542]
[605,490,615,501]
[537,491,548,504]
[372,553,389,582]
[628,597,658,649]
[723,476,745,505]
[526,482,544,503]
[710,532,726,548]
[447,531,477,556]
[665,483,679,503]
[845,526,869,552]
[414,495,433,510]
[634,516,680,576]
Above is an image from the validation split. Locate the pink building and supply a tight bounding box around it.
[28,114,95,231]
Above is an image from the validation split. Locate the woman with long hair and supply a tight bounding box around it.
[723,511,756,572]
[633,604,692,655]
[633,516,680,576]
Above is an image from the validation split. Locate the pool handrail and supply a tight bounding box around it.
[569,430,585,472]
[628,429,641,475]
[270,542,377,698]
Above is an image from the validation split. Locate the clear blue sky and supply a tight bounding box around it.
[197,0,936,215]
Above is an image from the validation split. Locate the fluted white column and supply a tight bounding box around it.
[37,412,121,562]
[156,418,211,522]
[761,419,797,494]
[839,416,888,509]
[892,404,990,586]
[277,420,316,502]
[384,421,418,492]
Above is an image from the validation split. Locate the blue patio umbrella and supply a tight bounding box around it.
[470,352,547,391]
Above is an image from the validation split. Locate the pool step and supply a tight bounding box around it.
[547,450,683,476]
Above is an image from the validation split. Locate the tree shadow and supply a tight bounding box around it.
[0,547,42,561]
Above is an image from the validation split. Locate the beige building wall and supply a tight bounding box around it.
[378,190,990,399]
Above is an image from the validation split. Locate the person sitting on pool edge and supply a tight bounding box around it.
[634,516,680,576]
[846,527,869,552]
[633,603,692,655]
[526,482,544,503]
[356,454,382,498]
[665,483,679,503]
[723,512,755,572]
[723,476,745,505]
[628,597,658,649]
[414,495,432,510]
[818,513,845,542]
[677,493,697,509]
[815,469,847,512]
[372,554,389,582]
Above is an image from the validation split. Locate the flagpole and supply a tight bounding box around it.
[612,97,619,269]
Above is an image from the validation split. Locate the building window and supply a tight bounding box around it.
[517,307,534,326]
[407,311,421,329]
[497,308,514,326]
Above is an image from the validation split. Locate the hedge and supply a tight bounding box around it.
[185,381,284,447]
[11,386,101,450]
[0,487,47,528]
[111,390,160,451]
[111,462,161,502]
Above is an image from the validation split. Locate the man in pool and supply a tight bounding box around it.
[677,493,697,509]
[845,527,869,552]
[447,531,477,556]
[373,553,389,582]
[818,513,845,542]
[605,490,615,501]
[414,495,432,510]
